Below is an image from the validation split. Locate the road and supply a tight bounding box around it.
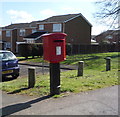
[1,85,119,116]
[19,64,49,77]
[19,64,69,77]
[2,64,50,82]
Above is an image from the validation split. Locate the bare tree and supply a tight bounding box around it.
[94,0,120,29]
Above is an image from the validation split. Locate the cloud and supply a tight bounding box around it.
[7,10,35,23]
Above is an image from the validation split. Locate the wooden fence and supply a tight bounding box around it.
[68,44,119,55]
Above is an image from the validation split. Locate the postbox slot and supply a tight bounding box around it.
[54,40,63,42]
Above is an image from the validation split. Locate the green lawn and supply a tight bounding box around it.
[19,52,119,71]
[1,52,119,97]
[62,52,119,70]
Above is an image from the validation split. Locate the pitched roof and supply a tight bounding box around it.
[95,30,120,37]
[2,23,30,29]
[29,20,43,27]
[39,13,92,26]
[2,21,42,30]
[42,13,80,23]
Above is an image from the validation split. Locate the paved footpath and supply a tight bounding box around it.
[0,85,119,116]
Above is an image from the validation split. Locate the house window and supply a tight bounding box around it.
[105,35,113,39]
[39,25,44,30]
[19,29,25,36]
[6,31,11,37]
[5,42,11,49]
[27,39,34,43]
[32,29,37,33]
[53,24,62,32]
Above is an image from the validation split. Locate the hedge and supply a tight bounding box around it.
[18,43,71,58]
[18,43,43,58]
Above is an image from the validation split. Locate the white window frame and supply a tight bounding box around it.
[5,42,11,49]
[6,31,11,37]
[19,29,25,36]
[32,29,37,33]
[105,35,113,39]
[53,23,62,32]
[27,39,34,43]
[39,25,44,30]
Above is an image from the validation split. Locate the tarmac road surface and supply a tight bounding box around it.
[19,64,49,76]
[19,64,70,77]
[1,85,119,116]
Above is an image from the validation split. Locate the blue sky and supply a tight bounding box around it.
[0,0,108,35]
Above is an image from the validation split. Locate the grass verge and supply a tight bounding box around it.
[0,69,118,97]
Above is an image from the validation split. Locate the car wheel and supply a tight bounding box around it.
[2,76,6,82]
[12,74,19,79]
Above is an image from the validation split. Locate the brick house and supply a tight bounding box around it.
[37,13,92,44]
[94,30,120,44]
[1,13,92,53]
[1,23,37,52]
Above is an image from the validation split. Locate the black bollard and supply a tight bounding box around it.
[50,63,60,95]
[28,67,35,88]
[106,57,111,71]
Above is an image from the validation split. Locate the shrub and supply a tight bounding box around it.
[18,43,32,59]
[18,43,43,58]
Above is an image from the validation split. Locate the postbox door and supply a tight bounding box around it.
[49,39,66,63]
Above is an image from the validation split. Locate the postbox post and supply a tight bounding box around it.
[50,63,60,95]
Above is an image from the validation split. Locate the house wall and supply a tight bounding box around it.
[16,29,23,42]
[1,30,12,50]
[44,24,53,32]
[25,28,32,35]
[2,30,11,42]
[11,29,17,52]
[37,23,64,33]
[65,16,91,45]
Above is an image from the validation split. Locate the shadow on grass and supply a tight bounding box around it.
[64,56,100,65]
[7,87,30,94]
[110,54,120,58]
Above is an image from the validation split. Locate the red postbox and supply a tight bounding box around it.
[42,33,67,63]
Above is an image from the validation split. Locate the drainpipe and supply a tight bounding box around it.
[62,22,65,33]
[11,30,13,52]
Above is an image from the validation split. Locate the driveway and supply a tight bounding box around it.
[1,85,119,116]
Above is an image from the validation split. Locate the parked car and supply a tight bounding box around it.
[0,50,20,79]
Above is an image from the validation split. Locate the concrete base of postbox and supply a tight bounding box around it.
[50,63,60,95]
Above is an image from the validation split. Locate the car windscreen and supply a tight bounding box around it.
[0,52,17,61]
